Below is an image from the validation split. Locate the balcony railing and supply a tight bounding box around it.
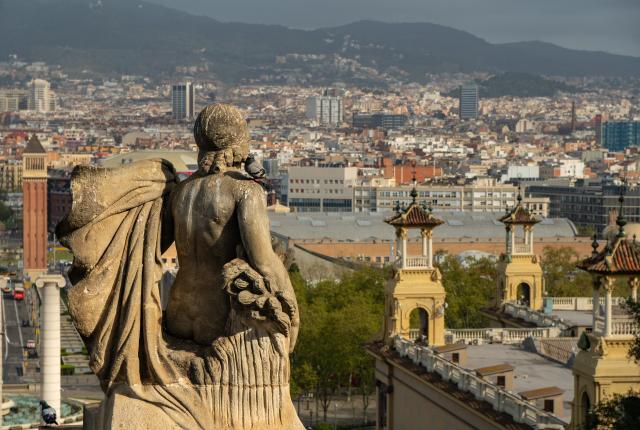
[503,303,572,332]
[593,316,639,338]
[512,244,532,254]
[442,327,561,345]
[550,297,626,311]
[394,337,567,428]
[404,256,431,268]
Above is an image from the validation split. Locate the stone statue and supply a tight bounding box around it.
[56,104,303,429]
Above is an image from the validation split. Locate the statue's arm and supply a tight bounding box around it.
[237,185,299,351]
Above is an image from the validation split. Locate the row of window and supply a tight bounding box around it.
[290,189,346,194]
[290,179,345,184]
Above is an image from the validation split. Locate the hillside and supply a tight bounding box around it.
[445,73,581,98]
[1,0,639,82]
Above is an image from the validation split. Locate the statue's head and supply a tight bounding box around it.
[194,103,250,173]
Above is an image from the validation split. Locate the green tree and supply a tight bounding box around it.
[290,267,384,424]
[436,252,497,328]
[541,247,593,297]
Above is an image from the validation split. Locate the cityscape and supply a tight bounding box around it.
[0,0,639,429]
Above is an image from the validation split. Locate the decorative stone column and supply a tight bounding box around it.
[421,228,428,257]
[602,277,614,337]
[399,228,408,269]
[35,275,66,418]
[592,276,600,329]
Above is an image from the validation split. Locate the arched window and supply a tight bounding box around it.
[517,283,531,307]
[581,392,591,426]
[409,308,429,344]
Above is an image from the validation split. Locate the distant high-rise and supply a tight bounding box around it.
[594,114,603,146]
[306,92,343,126]
[601,121,640,152]
[28,79,54,113]
[172,82,195,120]
[458,84,479,120]
[570,101,577,132]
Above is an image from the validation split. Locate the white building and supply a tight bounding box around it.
[306,95,343,126]
[171,82,195,120]
[501,165,540,182]
[28,79,55,113]
[287,165,357,212]
[353,179,549,216]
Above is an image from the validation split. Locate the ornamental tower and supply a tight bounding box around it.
[383,180,446,346]
[496,187,544,310]
[22,135,48,280]
[570,189,640,429]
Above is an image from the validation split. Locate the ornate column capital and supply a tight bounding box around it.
[397,227,408,239]
[600,276,615,292]
[35,275,66,289]
[420,229,433,239]
[629,277,640,289]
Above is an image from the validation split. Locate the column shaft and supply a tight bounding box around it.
[605,288,612,338]
[41,283,61,417]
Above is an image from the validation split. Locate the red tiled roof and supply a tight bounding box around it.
[385,203,445,228]
[499,204,540,225]
[578,236,640,274]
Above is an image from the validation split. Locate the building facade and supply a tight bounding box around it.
[0,89,29,112]
[171,82,195,120]
[600,121,640,151]
[459,84,479,120]
[287,166,357,212]
[354,182,549,217]
[28,79,55,112]
[306,95,343,126]
[353,113,408,129]
[0,159,23,193]
[526,179,637,234]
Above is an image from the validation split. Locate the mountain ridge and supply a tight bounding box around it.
[1,0,639,82]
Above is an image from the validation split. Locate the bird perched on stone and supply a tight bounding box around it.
[244,154,266,179]
[40,401,58,426]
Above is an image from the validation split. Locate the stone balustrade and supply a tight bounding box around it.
[504,303,572,332]
[394,337,567,428]
[550,297,626,311]
[512,244,532,254]
[441,327,561,345]
[404,256,431,268]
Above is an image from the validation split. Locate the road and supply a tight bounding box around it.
[2,290,36,384]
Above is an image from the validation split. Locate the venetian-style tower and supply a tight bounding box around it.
[383,184,446,346]
[496,189,544,310]
[570,192,640,429]
[22,135,48,280]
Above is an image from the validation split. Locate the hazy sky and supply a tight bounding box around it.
[147,0,640,57]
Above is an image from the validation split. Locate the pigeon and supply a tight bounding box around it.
[244,154,266,179]
[40,401,58,426]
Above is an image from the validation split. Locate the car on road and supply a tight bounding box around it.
[26,339,36,349]
[0,276,11,293]
[12,283,24,300]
